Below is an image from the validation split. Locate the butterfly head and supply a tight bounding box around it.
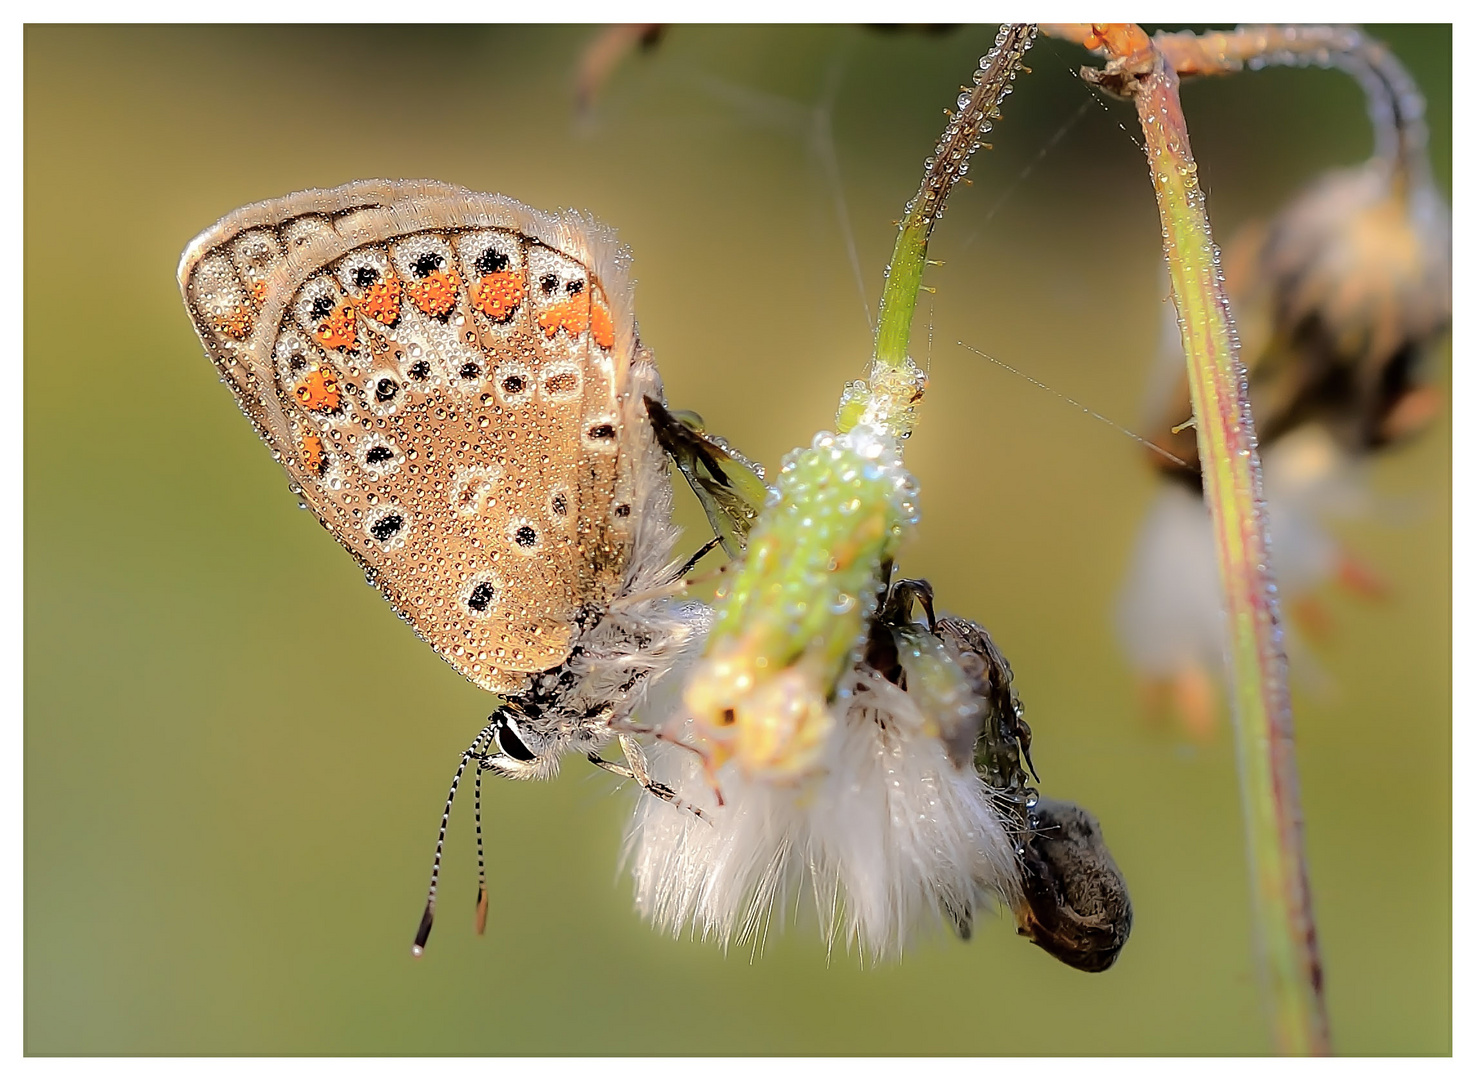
[481,707,563,782]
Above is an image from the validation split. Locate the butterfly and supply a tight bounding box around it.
[178,179,1132,972]
[178,179,726,954]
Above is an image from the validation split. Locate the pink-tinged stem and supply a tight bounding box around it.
[1136,54,1330,1059]
[1043,23,1332,1054]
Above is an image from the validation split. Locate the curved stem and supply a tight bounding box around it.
[1150,25,1429,186]
[1042,23,1332,1055]
[871,24,1035,372]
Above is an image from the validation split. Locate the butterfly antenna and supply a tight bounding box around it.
[412,719,499,957]
[473,754,489,936]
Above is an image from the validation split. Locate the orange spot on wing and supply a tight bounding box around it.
[314,299,358,350]
[295,369,341,412]
[301,432,326,475]
[537,296,591,339]
[249,280,268,304]
[406,268,461,317]
[358,276,402,326]
[591,293,614,348]
[212,306,253,340]
[471,271,525,322]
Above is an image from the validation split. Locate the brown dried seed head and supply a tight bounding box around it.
[1149,160,1451,482]
[1013,796,1133,973]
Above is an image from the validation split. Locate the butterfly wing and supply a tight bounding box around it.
[179,180,642,693]
[645,398,768,559]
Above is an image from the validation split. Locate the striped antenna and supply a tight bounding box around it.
[412,717,500,957]
[473,750,489,936]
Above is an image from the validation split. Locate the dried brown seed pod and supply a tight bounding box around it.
[1014,796,1133,973]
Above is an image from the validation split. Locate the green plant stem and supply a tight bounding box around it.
[871,23,1035,373]
[873,218,930,370]
[1134,55,1331,1056]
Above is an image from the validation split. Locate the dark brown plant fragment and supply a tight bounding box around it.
[1014,796,1133,973]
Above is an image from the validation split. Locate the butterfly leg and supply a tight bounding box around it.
[606,538,728,614]
[674,536,723,581]
[614,718,729,808]
[880,576,937,632]
[587,734,711,822]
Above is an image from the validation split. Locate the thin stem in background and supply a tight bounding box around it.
[1043,22,1331,1055]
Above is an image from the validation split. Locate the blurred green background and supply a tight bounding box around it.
[26,24,1450,1055]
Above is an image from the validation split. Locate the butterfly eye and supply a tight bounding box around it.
[539,273,558,294]
[364,445,394,465]
[407,360,431,381]
[374,378,400,403]
[496,717,538,763]
[309,293,336,320]
[459,362,481,381]
[352,265,380,288]
[514,524,537,547]
[413,252,444,278]
[565,279,584,296]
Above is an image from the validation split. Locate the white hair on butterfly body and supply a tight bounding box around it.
[624,659,1022,962]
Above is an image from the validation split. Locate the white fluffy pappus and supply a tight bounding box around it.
[624,661,1022,963]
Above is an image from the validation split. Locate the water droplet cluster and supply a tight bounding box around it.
[835,357,929,439]
[685,425,920,778]
[905,24,1035,231]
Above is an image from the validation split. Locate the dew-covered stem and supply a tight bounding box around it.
[1043,23,1331,1055]
[849,23,1034,439]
